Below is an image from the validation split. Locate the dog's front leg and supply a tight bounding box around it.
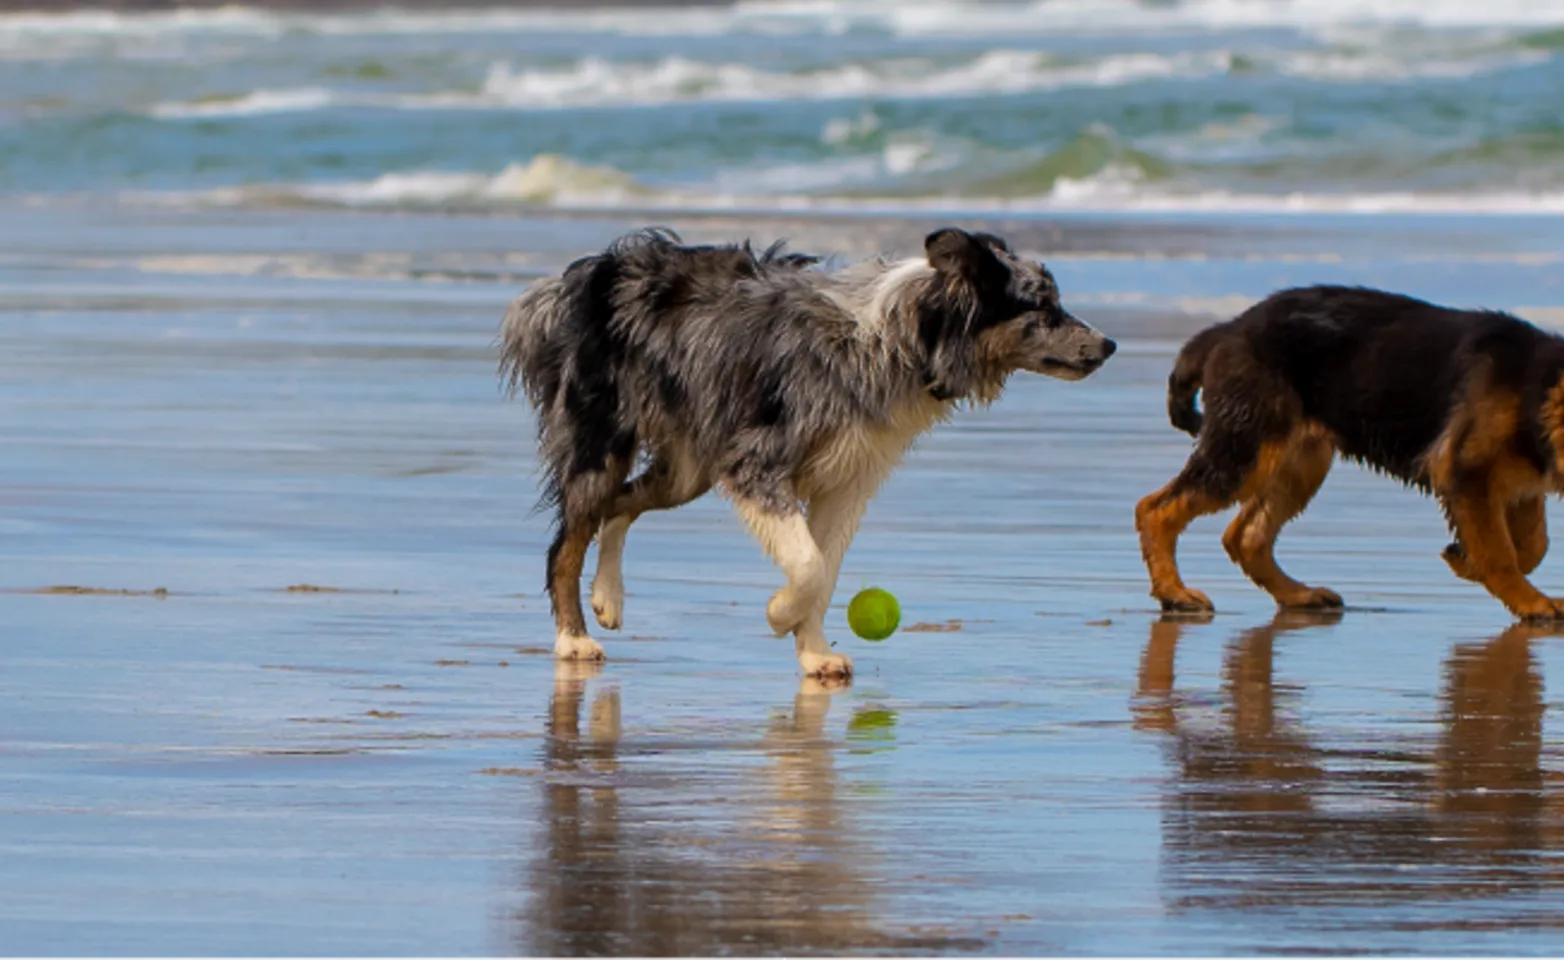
[590,515,632,630]
[733,495,849,678]
[788,483,878,679]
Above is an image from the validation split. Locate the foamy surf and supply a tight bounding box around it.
[11,0,1564,224]
[129,155,651,210]
[140,41,1541,120]
[121,153,1564,218]
[150,88,338,120]
[144,50,1236,118]
[4,0,1563,42]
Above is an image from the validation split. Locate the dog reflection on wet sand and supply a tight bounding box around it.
[1136,612,1564,920]
[512,662,979,955]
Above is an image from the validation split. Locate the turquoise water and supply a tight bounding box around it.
[4,1,1564,212]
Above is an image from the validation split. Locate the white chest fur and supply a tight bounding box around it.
[797,393,952,502]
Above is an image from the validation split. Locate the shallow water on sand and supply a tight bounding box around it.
[8,204,1564,955]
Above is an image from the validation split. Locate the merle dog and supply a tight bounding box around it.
[502,227,1115,677]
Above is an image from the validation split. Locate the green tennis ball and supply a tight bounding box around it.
[847,587,900,641]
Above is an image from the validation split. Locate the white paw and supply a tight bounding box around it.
[767,585,824,636]
[590,575,624,631]
[798,650,853,680]
[555,631,605,662]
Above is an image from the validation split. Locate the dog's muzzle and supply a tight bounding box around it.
[1039,336,1116,379]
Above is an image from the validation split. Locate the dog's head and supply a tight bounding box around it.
[918,227,1115,400]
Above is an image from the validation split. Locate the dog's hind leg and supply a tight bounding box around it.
[1440,482,1564,621]
[1510,496,1548,575]
[1431,383,1563,619]
[590,453,710,631]
[549,457,632,661]
[1138,348,1302,613]
[1444,497,1547,581]
[1221,423,1341,609]
[1136,418,1267,613]
[1135,474,1229,613]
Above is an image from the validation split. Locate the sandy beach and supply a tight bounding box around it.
[6,201,1564,954]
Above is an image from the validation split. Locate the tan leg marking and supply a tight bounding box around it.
[1135,485,1227,613]
[1449,497,1550,581]
[1221,425,1340,609]
[1443,484,1564,620]
[1431,385,1561,620]
[552,521,605,661]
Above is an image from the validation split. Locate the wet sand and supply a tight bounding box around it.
[7,203,1564,954]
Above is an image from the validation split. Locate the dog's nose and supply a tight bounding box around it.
[1100,338,1117,358]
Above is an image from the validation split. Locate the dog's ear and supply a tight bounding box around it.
[925,228,1005,289]
[918,301,981,401]
[970,231,1011,254]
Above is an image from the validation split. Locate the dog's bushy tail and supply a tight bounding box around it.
[1167,326,1222,436]
[499,259,606,411]
[498,241,632,520]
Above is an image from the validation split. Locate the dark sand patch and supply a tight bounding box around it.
[392,464,468,478]
[21,585,169,597]
[478,767,540,777]
[904,620,965,633]
[262,664,370,675]
[280,584,401,594]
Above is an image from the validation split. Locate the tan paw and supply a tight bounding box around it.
[799,650,853,680]
[1156,586,1214,613]
[1278,586,1343,609]
[590,576,624,631]
[555,631,606,661]
[1514,595,1564,622]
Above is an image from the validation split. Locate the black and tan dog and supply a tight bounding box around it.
[1136,285,1564,620]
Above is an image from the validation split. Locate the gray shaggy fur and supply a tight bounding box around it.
[500,226,1115,676]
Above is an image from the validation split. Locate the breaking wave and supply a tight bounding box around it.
[5,0,1564,44]
[121,149,1564,218]
[142,41,1544,120]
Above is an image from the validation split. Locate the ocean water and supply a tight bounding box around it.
[4,0,1564,213]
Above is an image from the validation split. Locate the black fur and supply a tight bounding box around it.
[1140,284,1564,620]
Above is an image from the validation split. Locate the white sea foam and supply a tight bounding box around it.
[1277,46,1549,82]
[141,33,1545,121]
[149,87,337,119]
[124,152,1564,219]
[147,49,1233,118]
[5,0,1562,44]
[457,49,1232,108]
[170,154,649,208]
